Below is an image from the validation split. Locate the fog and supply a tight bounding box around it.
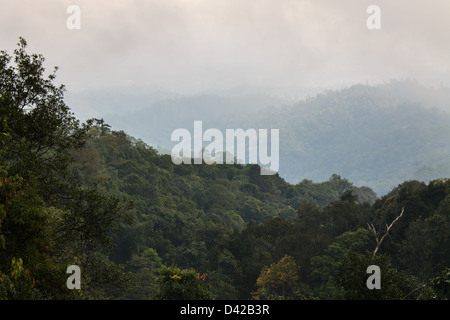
[2,0,450,194]
[1,0,450,107]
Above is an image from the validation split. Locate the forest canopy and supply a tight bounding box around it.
[1,39,449,300]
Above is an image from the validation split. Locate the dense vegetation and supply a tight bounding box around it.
[1,39,449,300]
[241,81,450,196]
[102,79,450,196]
[68,126,450,300]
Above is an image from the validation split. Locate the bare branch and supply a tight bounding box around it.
[403,283,428,300]
[367,223,379,244]
[370,207,404,256]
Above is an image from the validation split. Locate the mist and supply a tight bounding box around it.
[2,0,450,195]
[1,0,450,112]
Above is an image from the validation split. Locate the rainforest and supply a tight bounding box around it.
[1,40,449,302]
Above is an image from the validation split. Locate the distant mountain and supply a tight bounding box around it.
[217,80,450,195]
[102,93,286,149]
[68,80,450,196]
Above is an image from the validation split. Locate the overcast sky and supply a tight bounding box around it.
[1,0,450,95]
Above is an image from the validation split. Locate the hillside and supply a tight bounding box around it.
[229,80,450,195]
[73,127,450,300]
[72,127,378,261]
[2,39,450,301]
[100,93,286,151]
[97,80,450,195]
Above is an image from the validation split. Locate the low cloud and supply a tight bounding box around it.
[1,0,449,93]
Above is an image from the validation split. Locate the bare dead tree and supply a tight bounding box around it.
[368,207,404,256]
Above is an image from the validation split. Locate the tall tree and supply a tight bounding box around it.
[0,38,133,299]
[253,254,308,300]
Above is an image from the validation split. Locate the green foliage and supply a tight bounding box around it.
[208,81,450,196]
[432,267,450,299]
[253,254,312,300]
[2,38,449,300]
[0,38,133,299]
[85,126,450,300]
[107,80,450,196]
[155,265,211,300]
[310,228,374,299]
[336,251,435,300]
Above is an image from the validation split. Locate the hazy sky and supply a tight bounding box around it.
[1,0,450,94]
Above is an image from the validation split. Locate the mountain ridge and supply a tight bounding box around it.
[68,80,450,195]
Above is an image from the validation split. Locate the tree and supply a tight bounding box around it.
[431,267,450,299]
[155,265,211,300]
[0,169,61,299]
[0,38,133,299]
[253,254,310,300]
[322,191,369,237]
[367,207,404,256]
[117,248,162,300]
[0,38,87,202]
[310,228,374,299]
[336,251,435,300]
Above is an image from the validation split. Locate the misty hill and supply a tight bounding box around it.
[220,80,450,195]
[94,80,450,195]
[102,92,286,150]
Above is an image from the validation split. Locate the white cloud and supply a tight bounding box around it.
[1,0,450,92]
